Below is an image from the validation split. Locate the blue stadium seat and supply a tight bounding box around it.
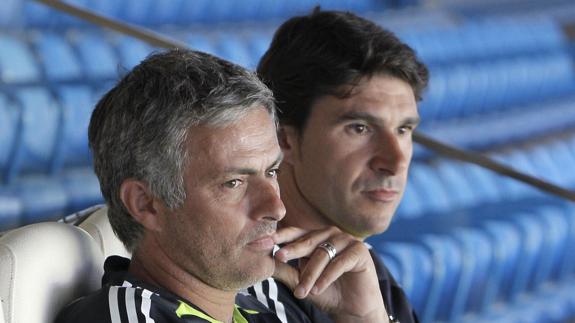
[215,33,255,69]
[72,32,119,80]
[491,151,541,200]
[22,1,54,27]
[544,140,575,188]
[450,228,493,319]
[11,176,68,225]
[526,145,565,188]
[145,0,183,25]
[0,0,21,28]
[60,168,103,214]
[395,176,424,219]
[53,86,95,170]
[10,88,61,177]
[379,252,402,285]
[245,31,273,64]
[0,187,22,231]
[506,214,545,300]
[121,0,154,25]
[187,34,218,56]
[418,65,447,120]
[0,35,41,83]
[409,163,451,214]
[0,93,21,182]
[434,161,477,210]
[85,0,123,19]
[425,234,464,322]
[532,207,569,284]
[557,203,575,279]
[177,0,213,24]
[34,32,83,81]
[461,164,506,204]
[479,220,522,309]
[377,241,433,316]
[115,36,153,71]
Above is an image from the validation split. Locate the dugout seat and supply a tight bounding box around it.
[0,222,103,323]
[78,205,131,259]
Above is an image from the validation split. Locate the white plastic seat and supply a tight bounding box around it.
[79,205,131,259]
[0,222,104,323]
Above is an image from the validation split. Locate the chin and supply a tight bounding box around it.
[350,213,394,237]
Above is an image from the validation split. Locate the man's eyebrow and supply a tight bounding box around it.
[335,111,420,127]
[403,116,421,126]
[222,152,284,175]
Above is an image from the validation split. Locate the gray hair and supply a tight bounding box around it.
[88,49,276,252]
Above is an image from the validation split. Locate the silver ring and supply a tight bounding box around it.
[317,242,337,261]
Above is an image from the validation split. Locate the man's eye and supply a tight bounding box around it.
[346,124,370,135]
[267,168,280,178]
[398,125,413,135]
[223,179,243,189]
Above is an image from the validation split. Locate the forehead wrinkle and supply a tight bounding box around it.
[185,116,280,180]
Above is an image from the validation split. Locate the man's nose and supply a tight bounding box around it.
[369,131,408,175]
[251,180,286,222]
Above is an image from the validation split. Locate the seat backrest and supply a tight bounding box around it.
[79,206,131,259]
[0,222,104,323]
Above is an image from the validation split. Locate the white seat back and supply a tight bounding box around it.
[0,222,104,323]
[79,206,131,259]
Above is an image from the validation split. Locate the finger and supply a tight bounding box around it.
[272,259,300,290]
[275,227,340,262]
[293,235,349,298]
[272,226,308,245]
[311,241,372,295]
[293,247,331,298]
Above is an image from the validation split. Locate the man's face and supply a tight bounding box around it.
[158,108,285,291]
[287,75,419,238]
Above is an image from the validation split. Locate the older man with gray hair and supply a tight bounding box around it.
[56,49,388,323]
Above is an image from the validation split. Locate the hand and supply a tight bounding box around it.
[272,226,389,323]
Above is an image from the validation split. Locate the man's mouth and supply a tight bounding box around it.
[362,189,398,202]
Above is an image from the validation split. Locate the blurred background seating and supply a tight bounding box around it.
[1,0,575,322]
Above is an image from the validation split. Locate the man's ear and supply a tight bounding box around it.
[278,125,300,165]
[119,179,162,232]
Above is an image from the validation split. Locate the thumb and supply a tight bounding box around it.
[273,259,300,290]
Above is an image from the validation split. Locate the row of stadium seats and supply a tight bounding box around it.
[376,201,575,322]
[0,167,101,231]
[2,119,574,233]
[0,87,96,182]
[2,80,574,190]
[417,95,575,152]
[0,0,390,28]
[2,24,573,113]
[1,18,575,229]
[397,16,568,66]
[421,53,575,121]
[400,131,575,219]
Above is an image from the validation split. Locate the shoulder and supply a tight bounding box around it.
[56,283,171,323]
[371,251,420,323]
[55,286,113,323]
[247,278,319,323]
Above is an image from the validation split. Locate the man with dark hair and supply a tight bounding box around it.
[248,8,429,323]
[56,49,390,323]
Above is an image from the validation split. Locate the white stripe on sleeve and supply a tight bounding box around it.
[108,286,122,323]
[141,289,156,323]
[253,282,269,309]
[267,278,288,323]
[125,287,139,323]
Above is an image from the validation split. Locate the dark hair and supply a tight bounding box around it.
[89,49,275,251]
[258,8,429,131]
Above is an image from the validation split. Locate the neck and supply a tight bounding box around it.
[129,236,236,323]
[278,164,335,231]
